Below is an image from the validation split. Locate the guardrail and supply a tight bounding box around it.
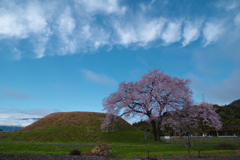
[161,135,238,138]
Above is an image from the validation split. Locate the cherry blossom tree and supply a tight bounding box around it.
[162,102,222,157]
[162,102,222,136]
[101,69,193,141]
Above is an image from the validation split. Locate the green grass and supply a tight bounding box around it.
[0,143,93,155]
[0,130,149,144]
[0,112,149,144]
[0,143,239,159]
[0,112,240,159]
[163,136,240,144]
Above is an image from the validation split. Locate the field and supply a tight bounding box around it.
[0,112,240,159]
[0,139,240,159]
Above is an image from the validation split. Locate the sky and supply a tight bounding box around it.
[0,0,240,127]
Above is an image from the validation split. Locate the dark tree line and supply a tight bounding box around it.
[214,99,240,129]
[132,99,240,136]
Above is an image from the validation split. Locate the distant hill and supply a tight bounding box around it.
[0,112,145,144]
[215,99,240,129]
[0,126,24,131]
[229,99,240,107]
[0,117,40,131]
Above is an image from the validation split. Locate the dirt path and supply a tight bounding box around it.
[0,154,240,160]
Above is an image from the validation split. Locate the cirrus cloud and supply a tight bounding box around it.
[203,21,224,47]
[161,20,182,45]
[0,0,239,59]
[80,69,117,86]
[1,86,31,100]
[182,20,202,47]
[74,0,126,15]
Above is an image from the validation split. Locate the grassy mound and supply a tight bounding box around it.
[0,112,147,144]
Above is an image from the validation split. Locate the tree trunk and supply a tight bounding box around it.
[156,119,163,141]
[156,122,160,141]
[150,120,158,141]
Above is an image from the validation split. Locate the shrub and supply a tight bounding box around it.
[86,144,113,157]
[70,149,81,155]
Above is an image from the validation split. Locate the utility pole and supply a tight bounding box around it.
[202,94,205,102]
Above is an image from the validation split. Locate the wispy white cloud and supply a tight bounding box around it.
[234,13,240,26]
[161,21,182,45]
[182,20,202,47]
[2,86,31,100]
[79,24,110,52]
[113,17,165,46]
[55,6,110,55]
[24,108,53,116]
[113,23,137,46]
[13,48,22,60]
[0,13,27,39]
[32,28,52,58]
[139,0,157,12]
[0,1,48,38]
[74,0,126,15]
[0,0,239,59]
[80,69,117,86]
[0,107,53,126]
[138,18,165,46]
[58,7,76,36]
[56,7,76,55]
[214,0,240,11]
[203,21,224,47]
[0,107,54,117]
[0,112,42,127]
[24,2,48,34]
[0,1,50,58]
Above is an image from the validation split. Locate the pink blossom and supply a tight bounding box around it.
[163,102,222,135]
[101,69,193,140]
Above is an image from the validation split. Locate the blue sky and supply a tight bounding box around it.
[0,0,240,126]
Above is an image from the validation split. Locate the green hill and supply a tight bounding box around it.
[229,99,240,107]
[215,99,240,129]
[0,112,146,144]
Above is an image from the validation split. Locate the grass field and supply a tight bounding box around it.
[0,112,147,144]
[0,141,239,159]
[0,112,240,159]
[164,136,240,144]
